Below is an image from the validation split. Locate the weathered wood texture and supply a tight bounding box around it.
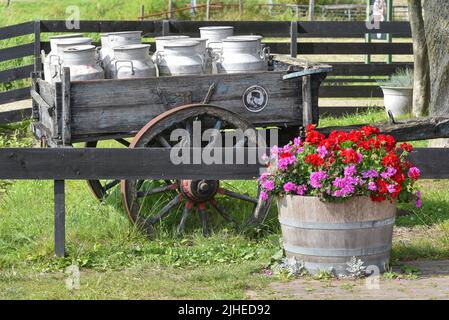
[0,107,31,125]
[0,21,34,40]
[424,0,449,117]
[53,71,324,141]
[0,43,34,63]
[318,117,449,142]
[0,87,30,105]
[36,20,410,37]
[0,148,446,180]
[0,65,33,84]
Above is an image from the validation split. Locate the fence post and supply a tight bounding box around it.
[33,20,41,72]
[139,4,144,21]
[386,0,393,64]
[239,0,244,19]
[54,180,65,257]
[309,0,315,21]
[162,19,170,36]
[365,0,371,64]
[290,21,298,58]
[206,0,211,21]
[168,0,174,19]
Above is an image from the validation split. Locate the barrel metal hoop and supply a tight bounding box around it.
[279,217,395,230]
[283,243,392,257]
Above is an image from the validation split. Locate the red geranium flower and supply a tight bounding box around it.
[340,148,359,164]
[400,142,413,152]
[305,153,324,167]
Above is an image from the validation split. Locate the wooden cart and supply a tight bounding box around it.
[30,59,331,236]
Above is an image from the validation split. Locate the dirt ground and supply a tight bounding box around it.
[247,260,449,300]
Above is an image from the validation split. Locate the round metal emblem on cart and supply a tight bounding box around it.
[242,85,268,113]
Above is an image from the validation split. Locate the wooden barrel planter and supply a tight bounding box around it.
[277,196,396,276]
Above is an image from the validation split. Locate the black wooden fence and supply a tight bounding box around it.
[1,20,412,122]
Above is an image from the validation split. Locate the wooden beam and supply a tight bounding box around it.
[0,147,447,180]
[318,117,449,142]
[0,21,35,41]
[0,43,34,63]
[61,68,71,144]
[0,148,264,180]
[54,180,65,257]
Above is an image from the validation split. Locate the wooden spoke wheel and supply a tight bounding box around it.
[120,104,272,237]
[85,139,130,200]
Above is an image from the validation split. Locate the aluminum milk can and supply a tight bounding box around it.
[108,44,156,79]
[199,26,233,52]
[100,31,142,71]
[155,40,204,76]
[154,35,190,53]
[61,45,105,81]
[226,35,270,61]
[186,38,212,74]
[43,37,91,83]
[216,38,267,74]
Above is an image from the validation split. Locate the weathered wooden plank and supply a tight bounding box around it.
[0,87,30,105]
[35,79,61,138]
[329,63,413,76]
[0,148,264,180]
[0,148,445,180]
[36,20,410,38]
[0,43,34,63]
[318,117,449,142]
[40,20,158,35]
[168,20,291,37]
[0,65,33,84]
[0,107,31,124]
[68,72,313,136]
[298,43,412,55]
[54,180,65,257]
[61,68,71,144]
[302,75,312,126]
[0,21,35,41]
[320,85,383,98]
[34,20,42,73]
[268,42,412,55]
[296,21,411,37]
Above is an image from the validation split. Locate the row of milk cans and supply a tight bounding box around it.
[42,26,271,83]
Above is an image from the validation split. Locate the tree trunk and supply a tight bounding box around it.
[408,0,430,117]
[424,0,449,117]
[423,0,449,146]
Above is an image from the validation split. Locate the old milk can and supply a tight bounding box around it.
[61,45,105,81]
[100,31,142,73]
[154,35,190,53]
[43,37,91,83]
[199,26,233,52]
[186,38,212,74]
[155,40,204,76]
[226,35,270,61]
[108,44,156,79]
[217,38,267,74]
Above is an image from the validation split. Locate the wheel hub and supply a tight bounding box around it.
[180,179,219,202]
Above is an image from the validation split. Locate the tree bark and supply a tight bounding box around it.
[408,0,430,117]
[424,0,449,117]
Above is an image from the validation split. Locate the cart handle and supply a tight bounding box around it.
[282,67,333,81]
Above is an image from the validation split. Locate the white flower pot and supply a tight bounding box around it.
[380,86,413,118]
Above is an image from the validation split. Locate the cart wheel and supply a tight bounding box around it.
[120,104,272,237]
[85,139,130,201]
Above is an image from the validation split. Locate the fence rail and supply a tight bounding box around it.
[0,20,412,121]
